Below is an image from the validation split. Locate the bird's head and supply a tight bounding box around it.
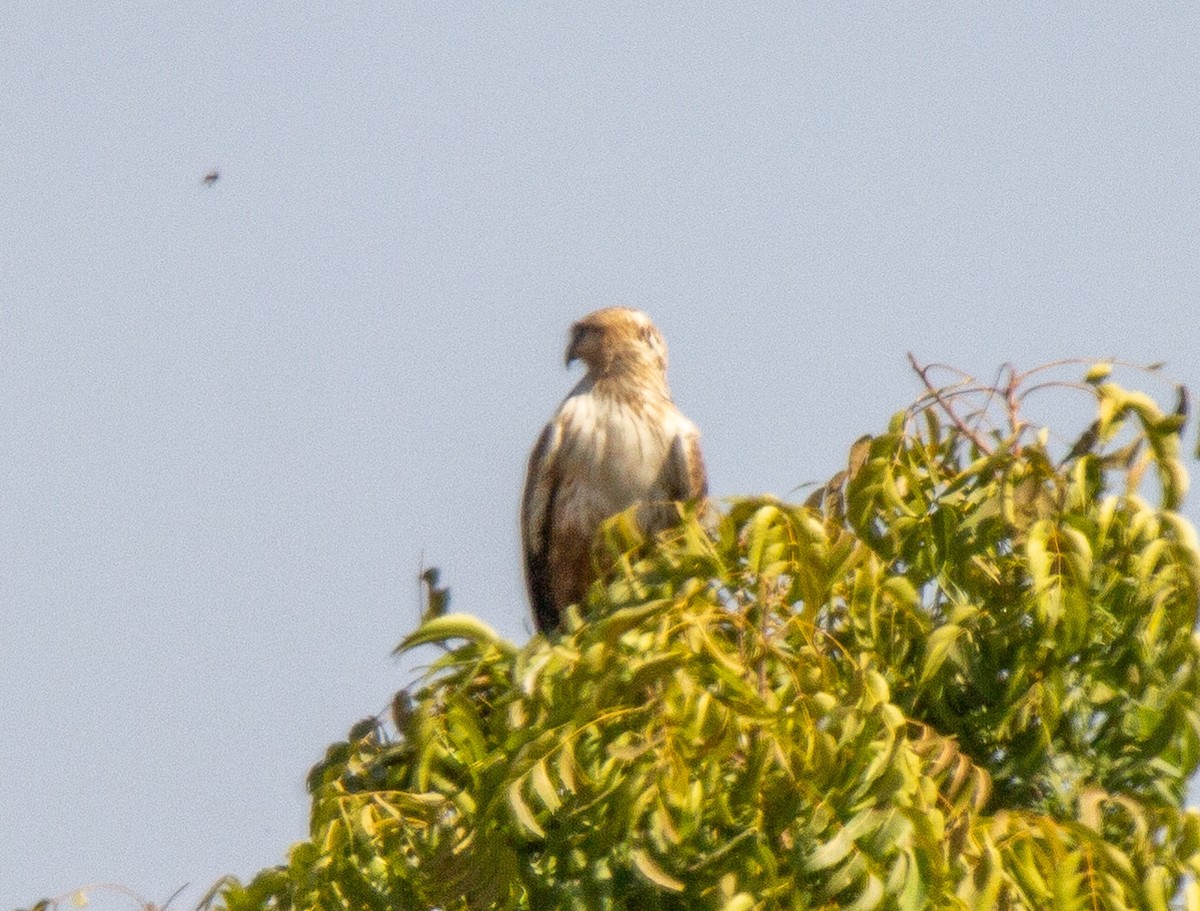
[565,307,668,378]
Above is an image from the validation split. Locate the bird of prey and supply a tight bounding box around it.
[521,307,707,633]
[201,169,220,186]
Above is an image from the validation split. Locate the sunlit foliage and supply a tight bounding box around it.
[214,363,1200,911]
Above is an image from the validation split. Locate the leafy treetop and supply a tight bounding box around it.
[212,361,1200,911]
[28,361,1200,911]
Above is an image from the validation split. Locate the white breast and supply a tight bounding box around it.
[553,390,691,525]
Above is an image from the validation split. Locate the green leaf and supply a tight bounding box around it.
[506,779,546,838]
[920,624,966,684]
[530,759,562,813]
[393,613,515,656]
[630,847,685,892]
[744,504,783,575]
[809,810,878,872]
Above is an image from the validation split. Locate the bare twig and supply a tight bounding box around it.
[159,885,188,911]
[194,878,235,911]
[908,353,995,455]
[1002,364,1024,441]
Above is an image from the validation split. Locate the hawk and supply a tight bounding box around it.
[521,307,707,633]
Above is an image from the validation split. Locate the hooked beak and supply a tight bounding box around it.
[564,328,581,367]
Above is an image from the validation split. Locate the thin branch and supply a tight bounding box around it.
[908,353,995,455]
[1003,364,1023,441]
[159,885,188,911]
[1021,380,1094,400]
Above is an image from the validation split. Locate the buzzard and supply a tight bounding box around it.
[521,307,707,633]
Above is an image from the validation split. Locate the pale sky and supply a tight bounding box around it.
[4,4,1199,908]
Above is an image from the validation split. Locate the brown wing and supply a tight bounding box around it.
[664,430,708,501]
[521,422,563,634]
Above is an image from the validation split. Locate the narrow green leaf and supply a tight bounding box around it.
[745,504,782,575]
[630,847,685,892]
[555,742,577,794]
[809,816,866,871]
[506,780,546,838]
[530,759,562,813]
[394,613,515,656]
[845,873,884,911]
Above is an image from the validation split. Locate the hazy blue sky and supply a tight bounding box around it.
[4,4,1199,908]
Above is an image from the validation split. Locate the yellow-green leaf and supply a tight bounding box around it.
[507,780,546,838]
[394,613,515,656]
[530,759,561,813]
[631,847,685,892]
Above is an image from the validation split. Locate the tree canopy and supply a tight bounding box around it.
[49,362,1200,911]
